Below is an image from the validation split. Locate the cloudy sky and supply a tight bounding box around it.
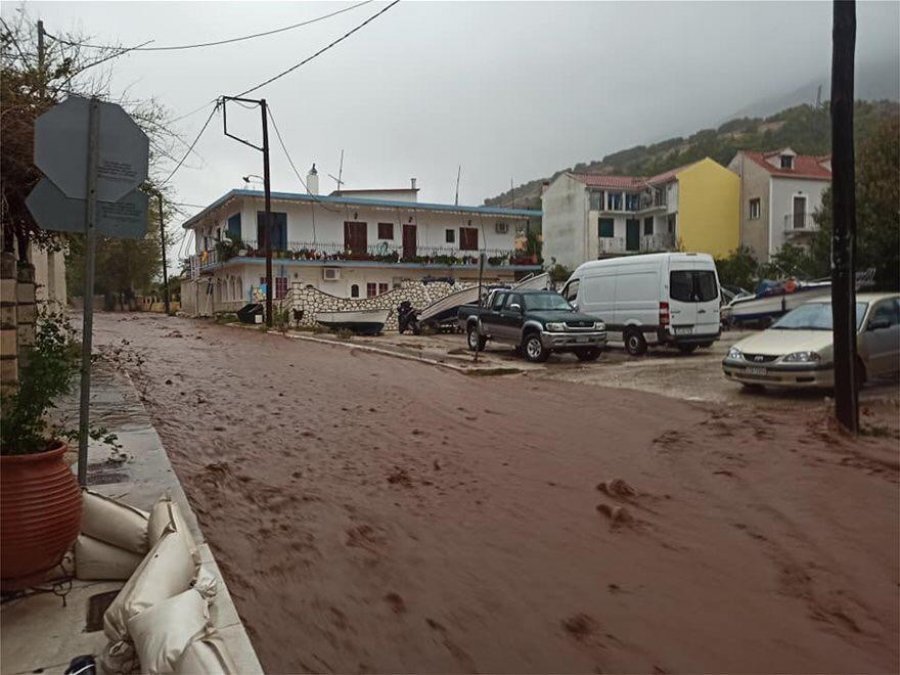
[11,0,900,222]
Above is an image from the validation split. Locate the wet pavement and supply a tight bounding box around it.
[85,312,899,674]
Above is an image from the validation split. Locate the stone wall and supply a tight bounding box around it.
[285,280,476,331]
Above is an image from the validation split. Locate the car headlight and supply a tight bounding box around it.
[545,322,566,332]
[782,351,821,363]
[727,347,743,360]
[593,321,605,331]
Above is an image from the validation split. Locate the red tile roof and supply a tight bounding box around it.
[744,151,832,180]
[645,161,698,185]
[567,173,645,189]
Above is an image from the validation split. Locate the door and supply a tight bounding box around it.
[793,196,807,229]
[480,291,508,336]
[402,224,417,260]
[626,219,640,252]
[860,299,900,376]
[343,221,367,255]
[256,212,287,251]
[496,292,525,340]
[668,264,720,336]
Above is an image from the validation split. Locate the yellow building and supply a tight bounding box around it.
[542,158,740,269]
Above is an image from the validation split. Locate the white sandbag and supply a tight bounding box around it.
[191,563,218,601]
[175,631,239,675]
[96,639,138,675]
[127,588,210,675]
[74,535,144,581]
[104,530,198,642]
[148,496,198,557]
[82,489,150,555]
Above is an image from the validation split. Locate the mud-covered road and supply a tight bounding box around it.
[94,313,899,674]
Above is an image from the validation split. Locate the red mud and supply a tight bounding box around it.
[95,313,899,674]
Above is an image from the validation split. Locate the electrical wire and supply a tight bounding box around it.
[160,101,219,186]
[234,0,400,98]
[43,1,374,52]
[266,106,342,214]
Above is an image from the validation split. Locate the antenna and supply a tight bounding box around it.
[328,149,345,191]
[510,177,514,208]
[455,165,461,206]
[816,85,822,108]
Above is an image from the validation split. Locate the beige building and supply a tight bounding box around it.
[728,148,832,262]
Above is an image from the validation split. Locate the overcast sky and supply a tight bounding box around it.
[11,0,900,221]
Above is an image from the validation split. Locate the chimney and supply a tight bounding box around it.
[410,177,417,191]
[307,163,319,195]
[541,180,550,194]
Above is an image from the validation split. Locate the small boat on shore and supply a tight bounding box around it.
[316,309,390,335]
[725,279,831,325]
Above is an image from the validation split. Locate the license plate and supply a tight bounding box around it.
[747,366,767,376]
[674,326,693,335]
[575,336,590,343]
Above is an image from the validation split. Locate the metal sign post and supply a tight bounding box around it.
[77,97,100,487]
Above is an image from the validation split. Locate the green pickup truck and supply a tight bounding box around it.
[458,289,607,362]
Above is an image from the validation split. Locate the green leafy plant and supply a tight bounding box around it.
[715,246,759,290]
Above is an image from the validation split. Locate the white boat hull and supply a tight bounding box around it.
[316,309,390,334]
[728,283,831,323]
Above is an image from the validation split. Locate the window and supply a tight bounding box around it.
[227,213,241,240]
[491,292,508,310]
[459,227,479,251]
[644,217,654,236]
[749,198,761,220]
[667,213,677,234]
[598,218,615,238]
[625,193,641,212]
[377,223,394,240]
[366,283,377,298]
[607,192,623,211]
[275,277,288,300]
[350,284,360,298]
[378,283,388,295]
[589,191,605,210]
[562,279,580,302]
[504,293,523,310]
[669,271,719,303]
[780,155,794,169]
[344,221,368,254]
[870,300,900,328]
[445,229,455,244]
[256,212,287,251]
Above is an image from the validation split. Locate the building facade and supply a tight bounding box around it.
[180,181,541,314]
[541,158,739,270]
[727,148,832,262]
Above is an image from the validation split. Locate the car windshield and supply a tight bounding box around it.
[523,294,573,311]
[772,301,868,331]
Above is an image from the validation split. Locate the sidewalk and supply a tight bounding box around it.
[0,363,263,674]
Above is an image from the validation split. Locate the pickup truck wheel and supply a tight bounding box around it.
[624,329,647,357]
[467,324,486,351]
[523,333,550,363]
[575,347,601,362]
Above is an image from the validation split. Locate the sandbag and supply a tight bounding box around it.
[74,535,144,581]
[82,489,149,555]
[175,631,239,675]
[96,638,138,675]
[148,496,198,557]
[127,588,210,675]
[104,530,198,642]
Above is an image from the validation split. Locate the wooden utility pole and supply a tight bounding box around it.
[830,0,858,433]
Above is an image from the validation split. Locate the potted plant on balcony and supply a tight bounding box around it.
[0,311,105,590]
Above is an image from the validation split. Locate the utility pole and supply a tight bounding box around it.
[222,95,274,327]
[154,190,170,314]
[37,20,45,101]
[830,0,858,433]
[455,165,461,206]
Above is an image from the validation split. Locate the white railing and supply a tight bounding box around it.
[641,232,676,251]
[598,238,626,255]
[784,214,817,233]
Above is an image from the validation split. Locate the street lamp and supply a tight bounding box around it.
[242,174,264,187]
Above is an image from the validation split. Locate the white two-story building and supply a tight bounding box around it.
[181,173,541,313]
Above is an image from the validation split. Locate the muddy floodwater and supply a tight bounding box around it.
[93,313,899,674]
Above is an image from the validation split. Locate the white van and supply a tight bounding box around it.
[561,252,721,355]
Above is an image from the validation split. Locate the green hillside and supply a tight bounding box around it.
[486,101,899,214]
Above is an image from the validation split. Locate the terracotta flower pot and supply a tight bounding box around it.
[1,441,82,590]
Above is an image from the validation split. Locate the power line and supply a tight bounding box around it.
[235,0,401,98]
[266,106,341,214]
[160,102,219,186]
[44,1,374,52]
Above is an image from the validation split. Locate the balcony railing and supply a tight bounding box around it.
[784,214,817,233]
[188,239,535,275]
[598,232,677,257]
[641,232,676,251]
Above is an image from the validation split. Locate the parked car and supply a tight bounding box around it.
[561,252,721,356]
[459,289,607,362]
[722,292,900,389]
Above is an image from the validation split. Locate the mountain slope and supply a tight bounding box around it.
[485,100,899,214]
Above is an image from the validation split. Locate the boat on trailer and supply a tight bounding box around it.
[724,279,831,326]
[316,308,390,335]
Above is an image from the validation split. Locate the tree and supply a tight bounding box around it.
[1,7,184,291]
[812,115,900,290]
[714,246,758,290]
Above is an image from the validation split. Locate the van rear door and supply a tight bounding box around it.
[668,261,719,336]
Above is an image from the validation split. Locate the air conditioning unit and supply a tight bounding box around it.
[495,222,509,234]
[322,268,341,281]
